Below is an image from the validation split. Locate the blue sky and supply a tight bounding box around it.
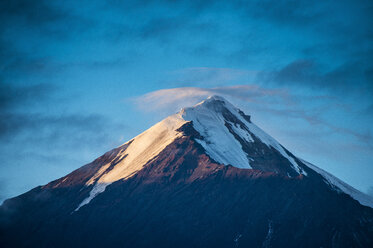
[1,0,373,202]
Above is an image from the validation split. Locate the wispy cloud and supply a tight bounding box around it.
[0,81,127,203]
[134,85,373,147]
[258,59,373,96]
[134,85,287,112]
[367,186,373,198]
[0,82,126,147]
[167,67,257,87]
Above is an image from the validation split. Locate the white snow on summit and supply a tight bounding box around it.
[75,95,325,211]
[181,96,305,175]
[181,96,253,169]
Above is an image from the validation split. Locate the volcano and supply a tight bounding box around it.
[1,96,373,247]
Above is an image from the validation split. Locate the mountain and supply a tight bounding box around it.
[1,95,373,248]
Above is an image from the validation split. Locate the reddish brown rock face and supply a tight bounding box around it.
[1,97,373,248]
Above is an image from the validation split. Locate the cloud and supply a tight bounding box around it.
[134,85,287,113]
[3,0,372,90]
[0,81,127,203]
[108,0,332,27]
[0,82,126,204]
[0,1,95,82]
[132,85,298,115]
[258,59,373,96]
[134,86,373,146]
[167,67,257,87]
[367,186,373,198]
[0,83,127,201]
[0,0,66,26]
[0,82,126,162]
[0,82,55,112]
[0,82,125,148]
[0,112,125,147]
[0,0,92,36]
[140,17,185,40]
[0,179,5,201]
[133,85,315,127]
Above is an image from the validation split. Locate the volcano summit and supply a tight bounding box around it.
[1,96,373,247]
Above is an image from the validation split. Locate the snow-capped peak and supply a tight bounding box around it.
[75,95,307,210]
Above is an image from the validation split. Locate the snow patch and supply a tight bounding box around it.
[181,97,252,169]
[75,115,186,211]
[75,183,109,211]
[262,220,274,248]
[234,234,242,247]
[229,122,254,143]
[181,95,305,175]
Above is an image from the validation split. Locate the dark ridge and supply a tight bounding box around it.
[219,105,300,177]
[238,109,251,123]
[176,121,204,140]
